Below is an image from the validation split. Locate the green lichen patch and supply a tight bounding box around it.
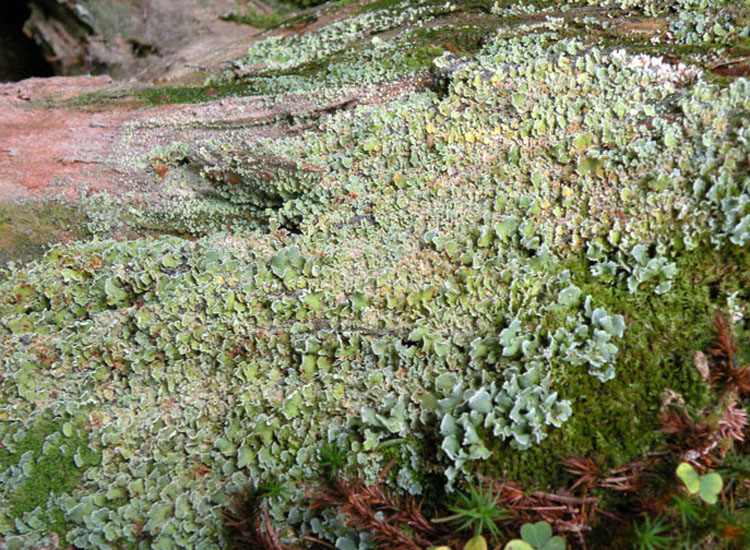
[2,1,750,549]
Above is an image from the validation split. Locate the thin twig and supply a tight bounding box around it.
[709,56,750,70]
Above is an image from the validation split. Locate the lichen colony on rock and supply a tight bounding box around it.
[1,0,750,549]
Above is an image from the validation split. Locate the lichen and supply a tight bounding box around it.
[1,0,750,549]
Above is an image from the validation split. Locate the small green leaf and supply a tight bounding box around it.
[577,156,601,176]
[676,462,700,494]
[408,326,430,342]
[477,226,493,248]
[664,131,677,148]
[106,486,125,501]
[436,372,458,392]
[573,132,593,149]
[699,473,723,504]
[464,535,487,550]
[282,391,303,419]
[143,503,172,532]
[225,291,235,312]
[302,292,323,312]
[504,541,533,550]
[468,388,492,414]
[521,521,553,548]
[495,216,518,241]
[350,291,368,311]
[433,339,450,357]
[6,316,32,334]
[215,437,236,457]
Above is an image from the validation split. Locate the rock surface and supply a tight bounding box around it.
[21,0,260,80]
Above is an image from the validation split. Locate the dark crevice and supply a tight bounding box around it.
[129,40,160,59]
[0,0,55,82]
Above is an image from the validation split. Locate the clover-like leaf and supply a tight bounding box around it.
[520,521,552,548]
[544,537,566,550]
[464,535,488,550]
[676,462,700,494]
[699,473,723,504]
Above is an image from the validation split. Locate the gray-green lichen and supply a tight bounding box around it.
[1,0,749,549]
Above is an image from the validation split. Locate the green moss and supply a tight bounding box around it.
[221,7,291,28]
[54,88,134,109]
[0,415,100,544]
[477,244,750,489]
[412,24,496,55]
[63,82,270,108]
[389,44,444,71]
[0,201,88,266]
[357,0,411,13]
[138,83,262,105]
[288,0,331,7]
[264,54,342,79]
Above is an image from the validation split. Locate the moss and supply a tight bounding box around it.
[477,244,750,489]
[288,0,331,7]
[53,88,134,109]
[264,41,439,79]
[138,83,262,105]
[736,323,750,367]
[357,0,414,14]
[0,415,100,544]
[331,0,360,7]
[390,44,444,71]
[221,7,291,28]
[0,201,88,266]
[264,54,343,79]
[412,24,495,55]
[64,82,270,108]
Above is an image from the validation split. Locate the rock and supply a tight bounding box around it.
[21,0,259,80]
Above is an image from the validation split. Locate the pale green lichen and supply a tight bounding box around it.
[1,1,749,549]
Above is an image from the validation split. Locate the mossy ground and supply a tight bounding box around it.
[0,416,100,544]
[0,201,88,266]
[479,243,750,488]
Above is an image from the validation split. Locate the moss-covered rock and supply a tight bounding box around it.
[1,0,750,549]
